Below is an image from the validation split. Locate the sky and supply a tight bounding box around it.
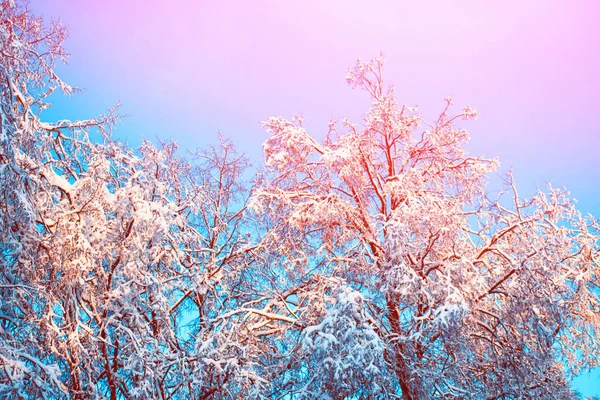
[30,0,600,395]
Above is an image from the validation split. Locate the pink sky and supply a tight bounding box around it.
[34,0,599,214]
[33,0,600,207]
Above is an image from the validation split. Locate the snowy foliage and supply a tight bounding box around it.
[300,285,390,398]
[253,53,600,399]
[1,2,599,399]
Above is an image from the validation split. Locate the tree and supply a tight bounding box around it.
[1,1,599,399]
[252,54,600,399]
[0,2,271,398]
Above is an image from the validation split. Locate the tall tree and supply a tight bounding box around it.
[0,2,268,398]
[252,54,600,399]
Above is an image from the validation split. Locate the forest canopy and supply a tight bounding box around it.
[1,1,599,399]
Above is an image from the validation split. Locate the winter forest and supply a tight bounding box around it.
[1,1,600,399]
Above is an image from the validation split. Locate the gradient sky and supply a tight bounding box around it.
[30,0,600,395]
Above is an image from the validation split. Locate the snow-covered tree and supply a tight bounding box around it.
[252,54,600,399]
[2,1,599,399]
[0,2,268,398]
[298,283,390,398]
